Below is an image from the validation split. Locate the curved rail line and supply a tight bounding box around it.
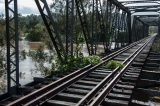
[7,36,154,106]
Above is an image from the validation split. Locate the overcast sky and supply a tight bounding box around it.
[0,0,53,15]
[0,0,160,16]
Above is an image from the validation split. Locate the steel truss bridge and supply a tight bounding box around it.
[4,0,160,98]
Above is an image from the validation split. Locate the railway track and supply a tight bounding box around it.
[89,38,154,106]
[129,40,160,105]
[4,35,155,106]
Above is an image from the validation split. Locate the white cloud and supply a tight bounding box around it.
[18,0,39,15]
[0,1,4,15]
[18,0,53,15]
[0,0,53,15]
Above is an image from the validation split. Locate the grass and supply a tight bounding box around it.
[105,60,124,69]
[152,38,160,52]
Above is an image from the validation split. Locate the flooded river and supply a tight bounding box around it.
[0,40,113,94]
[19,40,43,85]
[19,40,114,85]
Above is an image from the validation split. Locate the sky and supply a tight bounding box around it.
[0,0,160,16]
[0,0,53,15]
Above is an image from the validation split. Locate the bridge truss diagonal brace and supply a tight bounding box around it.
[75,0,94,55]
[132,16,149,42]
[96,0,107,52]
[66,0,74,58]
[108,0,130,14]
[93,0,106,54]
[90,0,103,54]
[5,0,20,94]
[158,16,160,36]
[35,0,65,63]
[127,13,132,43]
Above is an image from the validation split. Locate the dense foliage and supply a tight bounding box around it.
[152,38,160,52]
[105,60,124,69]
[26,23,46,42]
[28,47,101,76]
[0,15,5,77]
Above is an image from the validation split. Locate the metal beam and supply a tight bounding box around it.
[75,0,95,55]
[127,13,132,43]
[35,0,65,63]
[5,0,20,94]
[134,8,160,12]
[158,16,160,36]
[133,14,159,17]
[136,17,149,26]
[132,16,136,42]
[140,17,158,22]
[119,0,160,3]
[110,6,120,49]
[109,0,130,14]
[105,1,113,50]
[91,0,99,54]
[126,5,160,9]
[94,0,106,54]
[66,0,74,58]
[125,1,159,4]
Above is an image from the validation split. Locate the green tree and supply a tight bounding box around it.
[26,23,46,42]
[26,14,40,30]
[0,14,5,77]
[0,14,5,46]
[19,15,27,37]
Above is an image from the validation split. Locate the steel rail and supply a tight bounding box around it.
[7,37,148,106]
[24,43,147,106]
[24,38,149,106]
[89,35,155,106]
[75,36,151,106]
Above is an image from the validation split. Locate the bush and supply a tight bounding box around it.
[50,55,101,76]
[26,23,46,42]
[105,60,124,69]
[84,55,101,65]
[152,38,160,52]
[28,48,102,77]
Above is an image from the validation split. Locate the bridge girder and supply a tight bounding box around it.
[118,0,160,33]
[132,16,149,42]
[66,0,74,58]
[35,0,65,63]
[126,5,160,9]
[5,0,20,94]
[119,0,160,3]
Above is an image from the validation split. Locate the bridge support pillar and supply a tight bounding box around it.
[158,16,160,36]
[5,0,20,94]
[127,13,132,43]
